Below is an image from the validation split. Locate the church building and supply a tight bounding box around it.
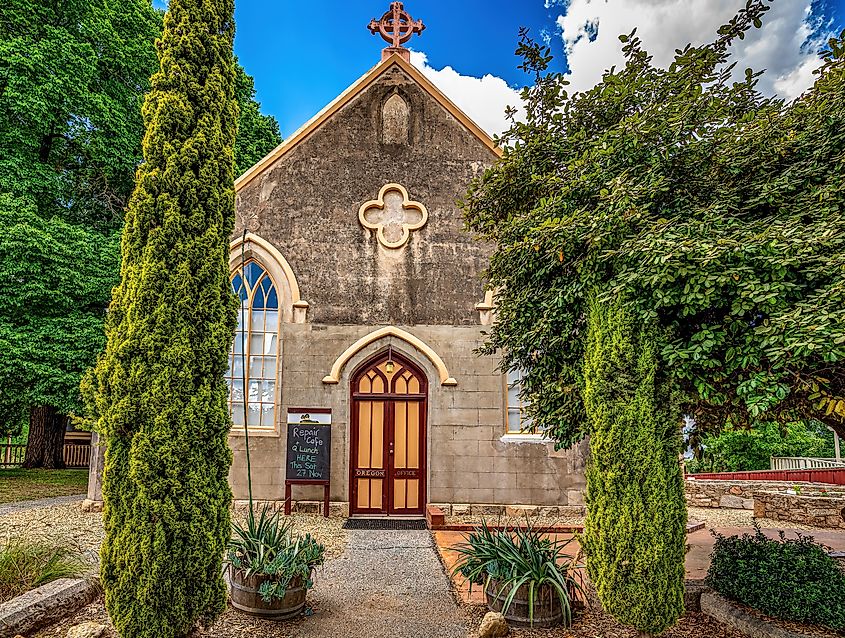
[225,3,587,517]
[85,3,587,517]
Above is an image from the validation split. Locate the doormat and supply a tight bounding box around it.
[342,518,427,530]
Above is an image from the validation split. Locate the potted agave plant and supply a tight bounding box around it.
[227,505,326,619]
[451,520,583,628]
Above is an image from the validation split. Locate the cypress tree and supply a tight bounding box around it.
[86,0,238,635]
[581,296,687,635]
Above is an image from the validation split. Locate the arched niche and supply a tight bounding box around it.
[382,92,410,145]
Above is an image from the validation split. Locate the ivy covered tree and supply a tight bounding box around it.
[464,1,845,446]
[582,296,686,633]
[85,0,238,633]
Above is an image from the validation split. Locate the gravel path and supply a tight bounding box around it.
[297,529,469,638]
[0,493,84,516]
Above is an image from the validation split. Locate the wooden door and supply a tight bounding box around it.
[350,353,427,516]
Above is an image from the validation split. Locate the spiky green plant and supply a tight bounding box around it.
[227,505,325,602]
[85,0,239,634]
[450,519,583,627]
[581,296,687,635]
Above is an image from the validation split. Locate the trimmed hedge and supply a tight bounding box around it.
[706,527,845,631]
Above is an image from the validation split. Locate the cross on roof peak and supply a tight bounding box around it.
[368,2,425,63]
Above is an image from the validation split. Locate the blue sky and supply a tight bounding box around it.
[153,1,845,138]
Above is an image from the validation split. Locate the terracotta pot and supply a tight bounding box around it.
[229,567,307,619]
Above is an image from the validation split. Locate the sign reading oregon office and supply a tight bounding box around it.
[286,409,331,482]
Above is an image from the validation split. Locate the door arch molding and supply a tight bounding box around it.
[322,326,457,386]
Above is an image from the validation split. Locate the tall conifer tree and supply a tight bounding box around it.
[87,0,238,634]
[581,296,687,635]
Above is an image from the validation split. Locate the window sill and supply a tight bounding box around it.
[500,433,551,444]
[228,428,280,438]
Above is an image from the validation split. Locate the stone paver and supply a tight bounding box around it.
[297,529,468,638]
[435,524,845,600]
[0,494,84,516]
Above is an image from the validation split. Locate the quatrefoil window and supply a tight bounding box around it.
[358,183,428,249]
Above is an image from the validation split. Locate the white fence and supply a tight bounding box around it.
[771,456,845,470]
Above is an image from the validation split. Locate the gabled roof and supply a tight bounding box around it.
[235,53,503,192]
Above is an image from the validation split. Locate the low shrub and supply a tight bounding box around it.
[450,520,583,627]
[706,525,845,631]
[0,537,86,602]
[227,505,325,602]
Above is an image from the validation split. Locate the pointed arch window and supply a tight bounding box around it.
[227,260,280,429]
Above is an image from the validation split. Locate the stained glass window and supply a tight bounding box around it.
[227,261,279,429]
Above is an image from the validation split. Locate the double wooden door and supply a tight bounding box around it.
[350,353,427,516]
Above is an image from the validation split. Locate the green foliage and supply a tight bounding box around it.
[581,296,686,634]
[227,505,326,602]
[707,527,845,630]
[463,2,845,446]
[0,1,276,438]
[234,60,282,177]
[0,195,119,435]
[687,421,837,472]
[85,0,239,633]
[0,0,162,230]
[450,520,582,627]
[0,536,86,602]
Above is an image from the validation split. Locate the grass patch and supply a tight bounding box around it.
[0,537,86,602]
[0,469,88,504]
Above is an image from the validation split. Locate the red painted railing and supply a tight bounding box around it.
[688,468,845,485]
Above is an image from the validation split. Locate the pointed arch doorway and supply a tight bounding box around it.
[350,351,427,516]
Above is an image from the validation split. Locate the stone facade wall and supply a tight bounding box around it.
[228,324,589,507]
[234,63,497,326]
[225,60,590,509]
[753,490,845,529]
[684,479,835,510]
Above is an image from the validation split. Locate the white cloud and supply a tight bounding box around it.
[556,0,832,100]
[409,50,524,138]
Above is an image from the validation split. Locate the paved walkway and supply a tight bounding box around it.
[0,493,84,516]
[297,529,469,638]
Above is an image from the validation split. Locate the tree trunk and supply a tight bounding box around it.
[23,405,67,469]
[818,414,845,443]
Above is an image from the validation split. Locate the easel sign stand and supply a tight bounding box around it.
[284,408,331,518]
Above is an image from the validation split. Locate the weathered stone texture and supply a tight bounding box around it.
[235,65,496,326]
[0,578,99,638]
[684,479,843,510]
[754,490,845,529]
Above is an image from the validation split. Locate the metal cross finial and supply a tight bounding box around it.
[368,2,425,61]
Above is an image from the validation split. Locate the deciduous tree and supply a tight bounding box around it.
[463,2,845,446]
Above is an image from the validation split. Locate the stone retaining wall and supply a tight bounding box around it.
[684,479,845,510]
[753,491,845,529]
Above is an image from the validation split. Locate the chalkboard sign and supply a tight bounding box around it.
[285,409,331,482]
